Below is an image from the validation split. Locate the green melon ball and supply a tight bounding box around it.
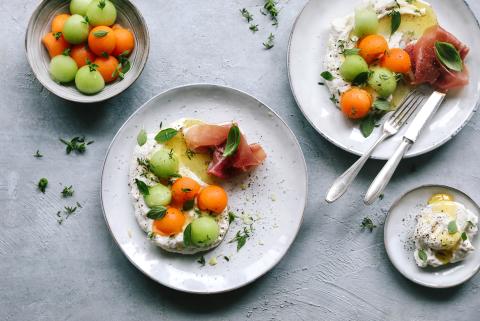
[148,148,179,179]
[49,55,78,83]
[144,183,172,207]
[62,14,89,44]
[75,65,105,94]
[368,67,397,98]
[340,55,369,82]
[86,0,117,26]
[354,8,379,37]
[190,216,220,246]
[70,0,93,16]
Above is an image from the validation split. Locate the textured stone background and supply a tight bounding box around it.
[1,0,479,320]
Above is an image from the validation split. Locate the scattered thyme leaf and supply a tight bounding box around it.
[33,150,43,158]
[59,137,93,154]
[263,0,279,25]
[229,227,251,251]
[249,24,259,33]
[228,211,236,224]
[240,8,253,22]
[361,217,377,232]
[38,178,48,193]
[197,255,206,266]
[185,149,195,160]
[263,33,275,49]
[61,185,74,197]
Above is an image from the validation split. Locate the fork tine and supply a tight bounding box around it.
[393,94,424,127]
[390,89,418,118]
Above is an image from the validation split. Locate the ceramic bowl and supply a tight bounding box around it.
[25,0,149,103]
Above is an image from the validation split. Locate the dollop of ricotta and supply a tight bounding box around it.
[413,201,478,268]
[129,119,230,254]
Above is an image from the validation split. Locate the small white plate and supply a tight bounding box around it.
[101,84,307,293]
[385,185,480,288]
[288,0,480,159]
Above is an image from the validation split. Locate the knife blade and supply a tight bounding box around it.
[364,91,446,205]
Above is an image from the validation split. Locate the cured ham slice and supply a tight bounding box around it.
[405,25,469,92]
[184,123,266,178]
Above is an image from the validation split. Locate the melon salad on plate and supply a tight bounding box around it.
[129,119,266,255]
[321,0,470,137]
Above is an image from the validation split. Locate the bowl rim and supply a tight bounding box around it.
[24,0,150,104]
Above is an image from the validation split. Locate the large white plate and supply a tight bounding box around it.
[288,0,480,159]
[101,84,307,293]
[385,185,480,288]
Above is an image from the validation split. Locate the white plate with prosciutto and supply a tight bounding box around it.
[101,84,307,293]
[288,0,480,159]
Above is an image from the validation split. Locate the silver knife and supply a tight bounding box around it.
[364,91,446,205]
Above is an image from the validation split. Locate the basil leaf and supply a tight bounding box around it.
[137,129,147,146]
[351,71,369,86]
[418,249,427,262]
[228,211,236,224]
[343,48,360,56]
[155,128,178,143]
[93,30,108,38]
[461,232,467,241]
[135,179,149,196]
[146,206,167,219]
[321,71,334,81]
[182,199,194,211]
[448,220,458,234]
[373,98,391,111]
[360,114,376,138]
[390,10,401,35]
[435,41,463,72]
[223,124,240,157]
[183,223,193,246]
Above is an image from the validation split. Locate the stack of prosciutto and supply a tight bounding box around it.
[184,123,266,179]
[405,25,469,92]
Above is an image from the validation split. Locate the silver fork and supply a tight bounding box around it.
[325,90,425,203]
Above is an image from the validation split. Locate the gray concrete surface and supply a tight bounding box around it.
[1,0,480,320]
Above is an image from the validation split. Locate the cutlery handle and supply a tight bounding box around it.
[326,133,389,203]
[364,138,412,205]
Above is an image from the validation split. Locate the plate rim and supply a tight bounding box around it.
[384,184,480,288]
[24,0,150,104]
[100,83,308,294]
[287,0,480,160]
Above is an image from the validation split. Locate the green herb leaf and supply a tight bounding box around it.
[137,129,147,146]
[228,227,251,251]
[263,0,279,24]
[418,249,427,262]
[263,33,275,49]
[182,199,195,211]
[351,71,370,86]
[64,205,77,216]
[448,220,458,234]
[60,136,93,154]
[62,48,71,56]
[33,150,43,158]
[240,8,253,22]
[435,41,463,72]
[135,179,149,196]
[61,185,74,197]
[183,223,193,246]
[390,10,401,35]
[146,206,167,220]
[249,24,259,32]
[38,178,48,193]
[461,232,468,241]
[53,31,62,40]
[93,30,108,38]
[228,211,236,224]
[321,71,334,81]
[343,48,360,56]
[360,114,376,138]
[373,98,392,111]
[155,128,178,143]
[98,0,106,9]
[223,124,241,157]
[360,217,377,232]
[197,255,206,266]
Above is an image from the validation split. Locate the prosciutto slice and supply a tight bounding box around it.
[184,123,266,178]
[405,25,469,92]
